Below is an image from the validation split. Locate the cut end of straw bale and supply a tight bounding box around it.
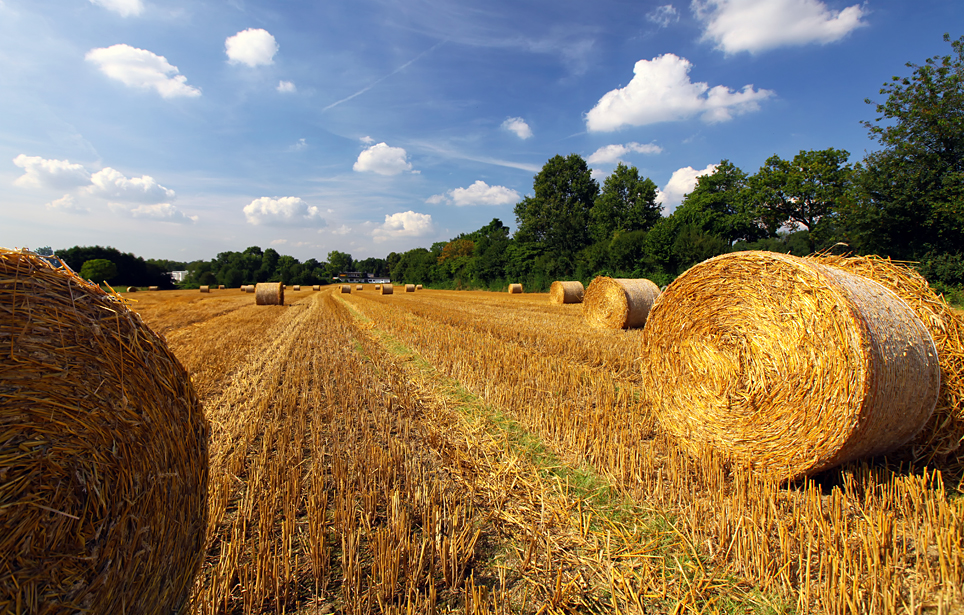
[549,281,584,304]
[508,283,523,294]
[583,277,659,329]
[199,285,210,293]
[380,283,394,295]
[255,282,284,305]
[340,285,351,294]
[405,284,415,292]
[641,251,941,480]
[0,249,208,613]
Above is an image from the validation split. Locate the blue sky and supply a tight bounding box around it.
[1,0,960,262]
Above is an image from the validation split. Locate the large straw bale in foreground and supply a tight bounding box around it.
[549,280,584,304]
[508,283,523,294]
[0,249,207,613]
[809,252,964,469]
[255,282,284,305]
[380,284,394,295]
[584,277,659,329]
[641,251,940,480]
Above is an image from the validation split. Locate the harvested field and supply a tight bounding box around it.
[118,287,964,614]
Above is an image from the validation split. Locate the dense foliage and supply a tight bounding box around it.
[56,245,178,288]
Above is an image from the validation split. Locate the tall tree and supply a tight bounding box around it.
[849,33,964,259]
[749,148,853,251]
[673,160,764,244]
[590,163,660,242]
[514,154,599,258]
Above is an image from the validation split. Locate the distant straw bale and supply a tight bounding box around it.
[126,286,138,293]
[244,285,255,293]
[0,249,207,613]
[217,285,224,290]
[549,281,584,304]
[508,283,523,294]
[292,285,300,291]
[312,285,320,291]
[341,285,351,294]
[356,285,363,291]
[375,284,381,291]
[416,284,423,290]
[405,284,415,292]
[255,282,284,305]
[640,251,941,480]
[148,286,158,291]
[380,284,394,295]
[199,285,210,293]
[809,252,964,470]
[583,277,659,328]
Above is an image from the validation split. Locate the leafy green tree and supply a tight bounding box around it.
[514,154,599,259]
[80,258,117,283]
[257,248,280,282]
[608,229,648,274]
[849,33,964,259]
[590,163,660,242]
[326,250,353,279]
[471,219,511,285]
[673,160,764,244]
[748,149,853,251]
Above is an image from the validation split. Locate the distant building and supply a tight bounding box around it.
[336,271,391,284]
[170,270,189,282]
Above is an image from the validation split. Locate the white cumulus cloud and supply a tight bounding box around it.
[46,194,89,214]
[656,163,717,212]
[13,155,91,190]
[277,80,296,93]
[243,196,325,226]
[353,143,414,175]
[585,53,773,131]
[126,203,197,223]
[372,211,434,242]
[647,4,680,27]
[694,0,866,54]
[427,181,520,207]
[89,0,143,17]
[225,28,278,67]
[88,167,175,204]
[587,142,663,165]
[331,224,352,236]
[501,117,533,140]
[85,44,201,98]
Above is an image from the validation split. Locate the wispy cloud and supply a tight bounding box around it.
[85,44,201,98]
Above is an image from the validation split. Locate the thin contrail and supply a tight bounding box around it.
[322,40,446,112]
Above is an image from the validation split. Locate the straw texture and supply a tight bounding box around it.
[199,285,210,293]
[255,282,284,305]
[341,285,351,294]
[549,281,584,304]
[405,284,415,293]
[380,284,394,295]
[809,252,964,469]
[583,277,660,329]
[508,283,523,294]
[640,251,941,480]
[0,249,208,614]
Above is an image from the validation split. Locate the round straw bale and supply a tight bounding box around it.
[405,284,415,292]
[0,249,207,613]
[549,281,584,304]
[640,251,941,480]
[508,283,523,294]
[583,277,659,328]
[292,285,301,291]
[356,285,363,291]
[375,284,381,291]
[255,282,284,305]
[199,285,209,293]
[312,285,320,291]
[416,284,423,290]
[809,252,964,468]
[244,285,255,293]
[126,286,138,293]
[380,283,394,295]
[148,286,158,291]
[340,284,351,294]
[217,284,224,290]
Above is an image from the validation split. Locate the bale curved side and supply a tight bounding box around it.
[244,285,255,293]
[292,285,301,291]
[0,249,208,614]
[640,251,940,480]
[380,284,394,295]
[508,283,523,294]
[549,281,584,304]
[405,284,415,293]
[255,282,284,305]
[199,285,210,293]
[340,285,351,294]
[583,277,659,328]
